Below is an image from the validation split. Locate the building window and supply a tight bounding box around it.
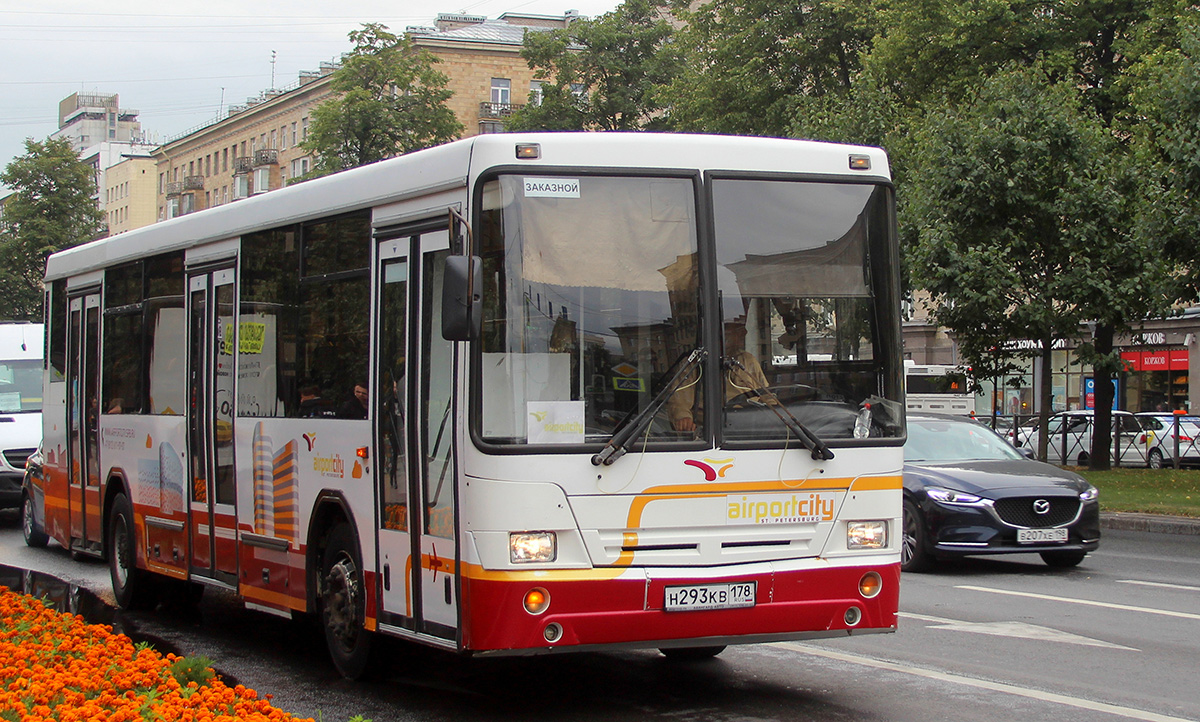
[301,117,308,141]
[530,80,544,106]
[491,78,511,105]
[479,121,504,134]
[252,167,270,194]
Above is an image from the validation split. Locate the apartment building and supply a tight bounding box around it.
[152,11,578,222]
[103,154,157,235]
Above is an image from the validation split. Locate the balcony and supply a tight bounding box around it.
[254,149,279,167]
[479,101,523,119]
[165,181,183,196]
[183,175,204,191]
[233,156,254,174]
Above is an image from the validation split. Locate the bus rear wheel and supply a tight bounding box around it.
[108,492,157,609]
[319,523,373,679]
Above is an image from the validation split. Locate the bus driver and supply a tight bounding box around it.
[667,319,769,433]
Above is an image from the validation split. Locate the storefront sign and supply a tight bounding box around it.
[1121,348,1189,371]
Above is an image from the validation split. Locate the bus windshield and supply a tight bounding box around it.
[478,174,701,445]
[476,173,901,447]
[712,179,901,442]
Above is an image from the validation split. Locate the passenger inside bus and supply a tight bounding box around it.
[338,382,369,419]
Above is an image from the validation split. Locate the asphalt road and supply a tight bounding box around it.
[2,512,1198,722]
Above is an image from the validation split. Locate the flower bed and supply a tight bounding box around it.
[0,585,313,722]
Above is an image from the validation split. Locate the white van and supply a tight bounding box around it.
[0,323,43,509]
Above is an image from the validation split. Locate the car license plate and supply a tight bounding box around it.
[1017,528,1069,544]
[664,582,756,612]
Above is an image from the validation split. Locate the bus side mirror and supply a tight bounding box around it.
[442,255,481,341]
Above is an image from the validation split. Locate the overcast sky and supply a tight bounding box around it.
[0,0,622,188]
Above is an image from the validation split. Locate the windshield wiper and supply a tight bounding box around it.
[724,356,835,461]
[592,347,707,466]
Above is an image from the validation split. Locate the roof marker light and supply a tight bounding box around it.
[516,143,541,159]
[849,154,871,170]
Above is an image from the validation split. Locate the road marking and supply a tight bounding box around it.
[899,612,1137,650]
[776,642,1194,722]
[1117,579,1200,592]
[956,585,1200,620]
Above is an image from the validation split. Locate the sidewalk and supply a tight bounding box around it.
[1101,512,1200,535]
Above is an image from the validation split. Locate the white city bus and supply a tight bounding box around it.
[904,362,976,415]
[33,133,905,678]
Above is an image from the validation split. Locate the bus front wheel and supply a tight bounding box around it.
[319,523,373,679]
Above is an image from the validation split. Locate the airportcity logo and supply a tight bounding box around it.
[685,457,734,481]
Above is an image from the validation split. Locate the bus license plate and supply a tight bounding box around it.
[664,582,756,612]
[1017,528,1068,544]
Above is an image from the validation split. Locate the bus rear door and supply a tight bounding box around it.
[187,267,239,586]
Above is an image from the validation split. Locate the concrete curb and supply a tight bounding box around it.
[1101,512,1200,536]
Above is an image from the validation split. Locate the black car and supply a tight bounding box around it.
[903,414,1100,572]
[19,442,49,548]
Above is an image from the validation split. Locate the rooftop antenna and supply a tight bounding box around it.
[219,87,225,119]
[271,50,277,90]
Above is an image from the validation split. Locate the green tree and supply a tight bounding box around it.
[300,23,462,176]
[504,0,681,132]
[907,68,1168,467]
[1128,12,1200,296]
[661,0,876,135]
[0,138,103,321]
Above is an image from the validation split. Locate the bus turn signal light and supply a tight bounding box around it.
[859,571,883,599]
[524,588,550,615]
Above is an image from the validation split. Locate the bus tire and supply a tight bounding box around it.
[108,492,158,609]
[21,492,49,548]
[659,645,726,660]
[319,523,372,679]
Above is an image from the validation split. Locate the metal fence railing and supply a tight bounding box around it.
[976,412,1198,469]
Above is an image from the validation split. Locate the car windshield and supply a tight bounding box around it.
[0,359,43,413]
[906,418,1024,462]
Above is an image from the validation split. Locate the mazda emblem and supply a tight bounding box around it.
[1032,499,1051,515]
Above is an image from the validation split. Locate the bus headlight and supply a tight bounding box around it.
[847,521,888,550]
[510,532,557,563]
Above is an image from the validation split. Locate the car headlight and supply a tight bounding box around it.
[847,521,888,549]
[926,487,985,505]
[1079,486,1099,502]
[510,532,557,563]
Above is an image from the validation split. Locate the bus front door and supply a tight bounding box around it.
[186,268,239,586]
[375,226,459,642]
[66,292,103,555]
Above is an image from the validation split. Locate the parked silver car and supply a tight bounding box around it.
[1022,410,1152,467]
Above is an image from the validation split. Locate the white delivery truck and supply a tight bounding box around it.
[0,323,43,509]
